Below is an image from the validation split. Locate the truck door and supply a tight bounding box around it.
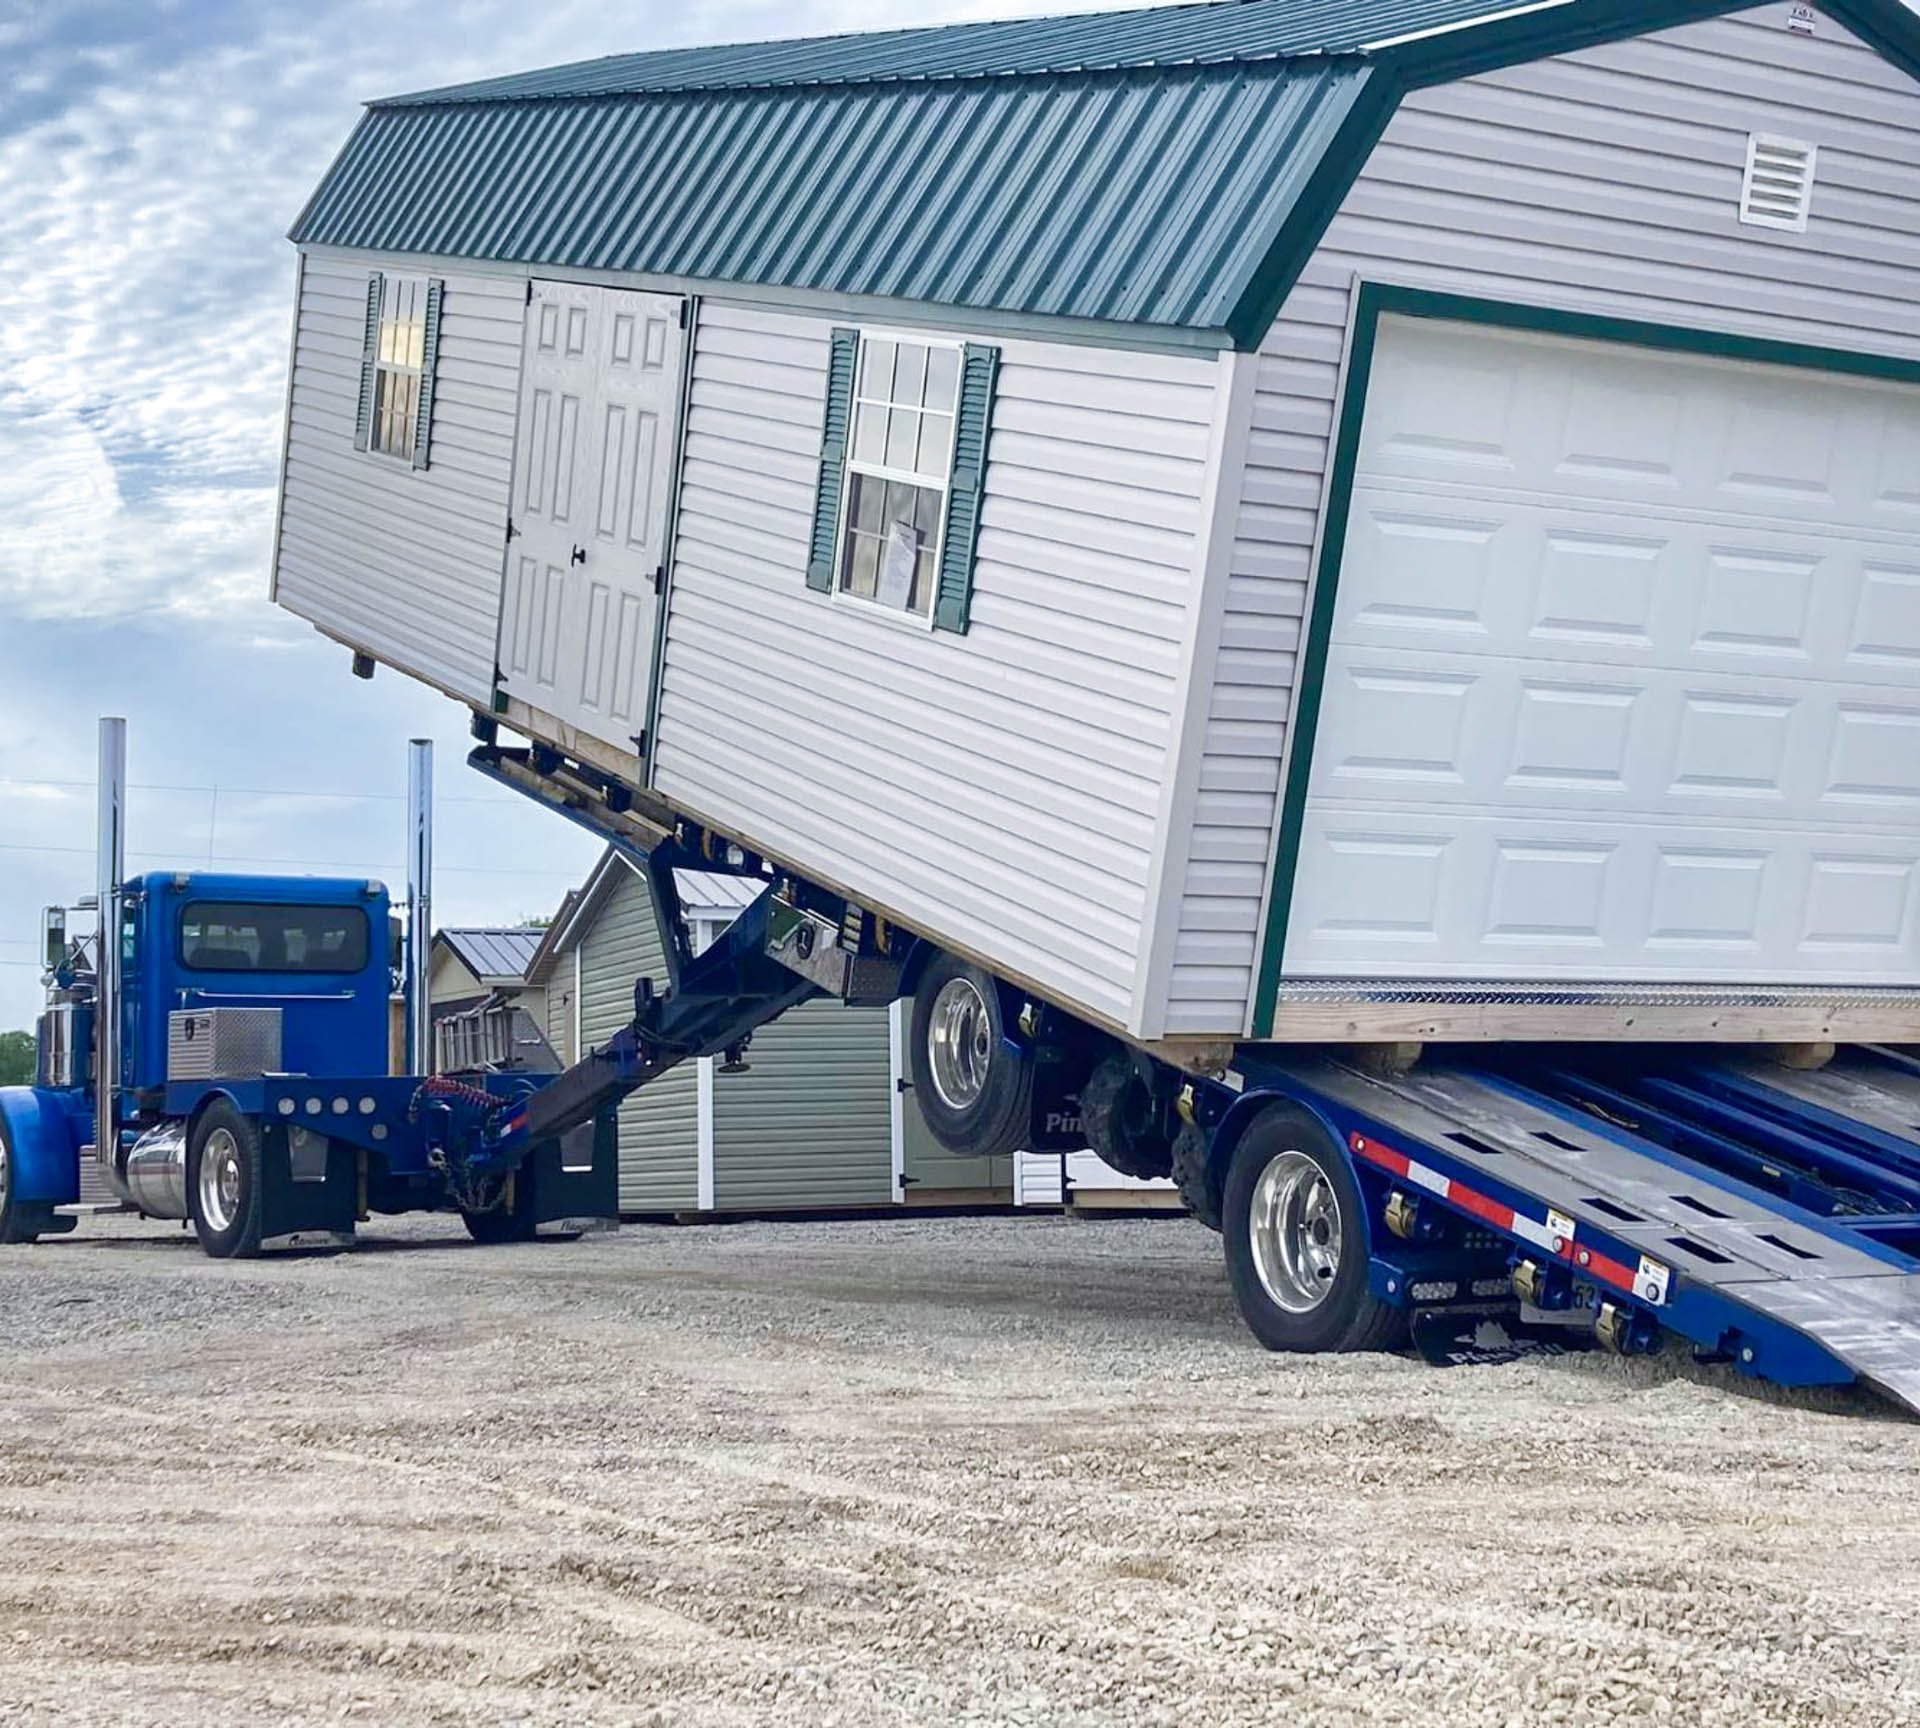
[498,281,685,760]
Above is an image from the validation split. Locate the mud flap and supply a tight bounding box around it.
[259,1125,360,1240]
[528,1109,619,1226]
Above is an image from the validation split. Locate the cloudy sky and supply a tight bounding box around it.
[0,0,1157,1032]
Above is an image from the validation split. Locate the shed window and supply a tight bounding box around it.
[837,336,962,620]
[354,272,445,469]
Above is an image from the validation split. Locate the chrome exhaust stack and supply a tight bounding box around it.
[406,738,434,1078]
[94,718,126,1183]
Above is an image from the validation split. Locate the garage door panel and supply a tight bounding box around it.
[1355,318,1920,533]
[1292,314,1920,986]
[1288,808,1920,982]
[1336,489,1920,689]
[1313,647,1920,829]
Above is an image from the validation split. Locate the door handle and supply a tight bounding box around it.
[571,545,587,566]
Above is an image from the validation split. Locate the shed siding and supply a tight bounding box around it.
[1182,1,1920,1032]
[710,1001,894,1209]
[578,865,698,1211]
[654,300,1222,1031]
[544,962,577,1067]
[274,250,522,706]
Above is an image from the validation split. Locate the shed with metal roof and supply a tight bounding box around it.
[277,0,1920,1059]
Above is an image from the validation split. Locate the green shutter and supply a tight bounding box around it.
[411,277,445,470]
[934,343,1000,635]
[353,272,384,453]
[807,327,860,593]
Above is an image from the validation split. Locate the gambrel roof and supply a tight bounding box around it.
[291,0,1920,347]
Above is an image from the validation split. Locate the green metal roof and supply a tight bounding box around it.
[375,0,1521,104]
[291,0,1920,347]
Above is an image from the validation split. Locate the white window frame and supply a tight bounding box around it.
[833,328,967,631]
[367,275,429,462]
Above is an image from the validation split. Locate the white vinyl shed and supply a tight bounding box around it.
[274,0,1920,1051]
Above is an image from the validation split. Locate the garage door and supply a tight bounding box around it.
[1286,314,1920,986]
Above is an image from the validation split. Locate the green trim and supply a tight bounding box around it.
[1224,70,1401,350]
[934,342,1000,635]
[410,276,444,470]
[807,328,860,593]
[1250,281,1920,1037]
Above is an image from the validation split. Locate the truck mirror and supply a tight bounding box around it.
[43,908,66,974]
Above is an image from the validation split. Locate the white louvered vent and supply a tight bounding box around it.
[1740,134,1818,233]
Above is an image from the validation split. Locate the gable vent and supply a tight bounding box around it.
[1740,133,1818,233]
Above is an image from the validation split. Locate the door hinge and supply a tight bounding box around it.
[896,1077,911,1095]
[651,564,667,594]
[677,300,690,329]
[505,517,518,543]
[525,280,534,305]
[631,728,649,757]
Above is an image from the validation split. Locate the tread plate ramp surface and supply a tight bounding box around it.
[1283,1056,1920,1414]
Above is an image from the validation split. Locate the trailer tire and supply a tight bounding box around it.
[187,1102,265,1260]
[0,1120,41,1246]
[908,955,1033,1160]
[1078,1056,1173,1182]
[1171,1121,1221,1232]
[1223,1106,1404,1355]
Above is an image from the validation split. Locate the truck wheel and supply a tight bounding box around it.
[908,954,1033,1160]
[0,1121,40,1246]
[188,1102,265,1260]
[461,1174,537,1245]
[1222,1106,1403,1354]
[1078,1055,1173,1181]
[1171,1121,1221,1232]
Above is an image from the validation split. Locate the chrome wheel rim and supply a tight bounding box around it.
[1248,1150,1343,1314]
[198,1128,243,1235]
[0,1134,9,1211]
[927,976,994,1113]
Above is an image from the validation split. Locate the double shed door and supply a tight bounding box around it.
[499,281,685,755]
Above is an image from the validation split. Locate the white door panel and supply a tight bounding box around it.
[1289,316,1920,985]
[499,282,684,754]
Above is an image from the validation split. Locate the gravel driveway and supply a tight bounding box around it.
[0,1210,1914,1727]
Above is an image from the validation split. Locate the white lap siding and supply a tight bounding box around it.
[1183,1,1920,1032]
[273,249,522,706]
[653,302,1222,1033]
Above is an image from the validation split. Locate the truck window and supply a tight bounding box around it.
[179,903,371,975]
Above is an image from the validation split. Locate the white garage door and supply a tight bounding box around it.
[1287,315,1920,986]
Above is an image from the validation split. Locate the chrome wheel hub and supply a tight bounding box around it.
[1248,1149,1343,1314]
[0,1135,9,1209]
[198,1128,243,1235]
[927,976,994,1113]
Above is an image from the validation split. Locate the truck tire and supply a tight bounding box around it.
[1222,1105,1404,1355]
[1171,1121,1221,1232]
[908,954,1033,1160]
[188,1101,265,1260]
[0,1120,40,1246]
[1078,1055,1173,1181]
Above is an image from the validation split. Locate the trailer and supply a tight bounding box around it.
[0,726,617,1256]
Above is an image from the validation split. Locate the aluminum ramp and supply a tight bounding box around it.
[1247,1052,1920,1414]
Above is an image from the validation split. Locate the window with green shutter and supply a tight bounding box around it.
[354,272,445,467]
[809,327,998,631]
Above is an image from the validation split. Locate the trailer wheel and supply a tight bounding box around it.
[1171,1121,1221,1232]
[0,1120,40,1246]
[188,1102,265,1260]
[1223,1106,1403,1354]
[1078,1055,1173,1181]
[908,955,1033,1160]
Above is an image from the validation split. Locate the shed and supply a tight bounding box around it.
[526,849,1017,1212]
[426,926,555,1073]
[275,0,1920,1051]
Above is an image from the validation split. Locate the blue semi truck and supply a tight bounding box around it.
[0,727,617,1255]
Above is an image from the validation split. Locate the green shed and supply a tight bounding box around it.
[525,850,1013,1214]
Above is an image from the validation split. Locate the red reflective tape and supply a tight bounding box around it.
[1349,1133,1409,1178]
[1447,1183,1515,1233]
[1567,1242,1639,1296]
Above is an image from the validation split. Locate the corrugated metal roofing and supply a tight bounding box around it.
[439,926,548,984]
[377,0,1520,104]
[295,56,1375,336]
[674,870,767,917]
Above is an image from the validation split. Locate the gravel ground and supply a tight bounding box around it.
[0,1209,1916,1728]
